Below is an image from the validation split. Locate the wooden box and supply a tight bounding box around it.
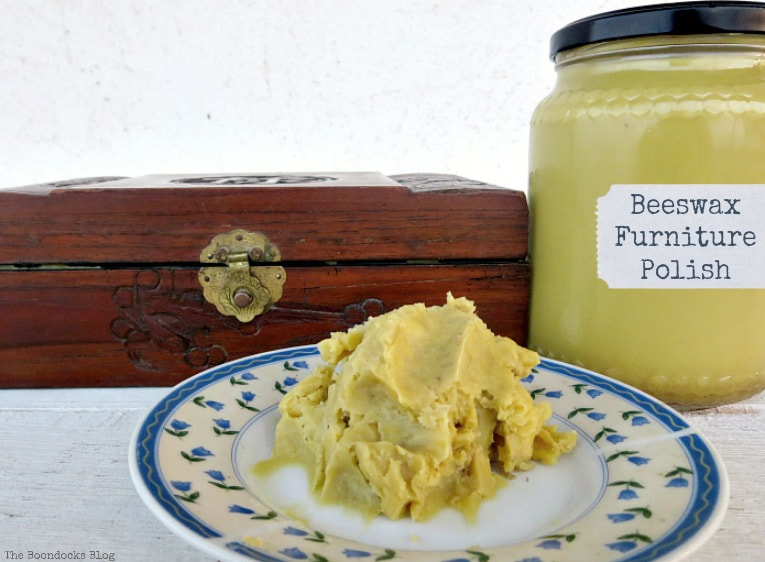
[0,172,530,387]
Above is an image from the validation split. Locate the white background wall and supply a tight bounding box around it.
[0,0,674,190]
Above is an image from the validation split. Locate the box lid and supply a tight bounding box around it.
[0,172,528,265]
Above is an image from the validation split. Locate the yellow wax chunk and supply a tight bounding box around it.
[260,294,576,521]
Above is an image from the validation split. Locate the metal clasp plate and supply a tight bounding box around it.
[198,230,286,322]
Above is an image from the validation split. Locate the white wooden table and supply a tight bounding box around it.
[0,387,763,561]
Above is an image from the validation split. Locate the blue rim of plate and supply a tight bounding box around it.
[541,360,726,562]
[129,345,729,562]
[131,346,320,539]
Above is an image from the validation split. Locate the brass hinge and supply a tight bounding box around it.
[198,229,286,322]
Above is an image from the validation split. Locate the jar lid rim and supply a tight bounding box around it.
[551,1,765,60]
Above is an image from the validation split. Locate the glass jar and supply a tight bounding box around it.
[528,2,765,408]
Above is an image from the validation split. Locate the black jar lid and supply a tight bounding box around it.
[551,1,765,59]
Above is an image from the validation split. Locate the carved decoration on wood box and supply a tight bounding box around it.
[169,175,338,185]
[109,269,384,372]
[391,173,501,191]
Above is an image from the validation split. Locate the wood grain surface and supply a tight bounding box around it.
[0,174,528,264]
[0,263,529,387]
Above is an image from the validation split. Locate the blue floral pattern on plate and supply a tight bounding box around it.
[129,346,728,561]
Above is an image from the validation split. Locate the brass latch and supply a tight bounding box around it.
[198,229,286,322]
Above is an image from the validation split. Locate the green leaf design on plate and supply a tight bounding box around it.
[541,533,577,542]
[568,407,594,419]
[213,427,239,436]
[571,383,587,394]
[625,506,653,518]
[209,481,245,491]
[305,530,326,543]
[181,451,204,463]
[665,466,693,477]
[608,480,645,489]
[163,429,188,438]
[466,549,490,562]
[594,426,617,442]
[375,549,396,561]
[236,398,260,412]
[175,491,199,503]
[251,510,278,520]
[606,450,640,463]
[618,532,653,544]
[530,388,545,399]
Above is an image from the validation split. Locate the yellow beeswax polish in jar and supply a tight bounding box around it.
[528,2,765,408]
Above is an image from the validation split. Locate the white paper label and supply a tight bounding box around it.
[597,184,765,289]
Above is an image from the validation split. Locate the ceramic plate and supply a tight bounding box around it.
[129,345,728,562]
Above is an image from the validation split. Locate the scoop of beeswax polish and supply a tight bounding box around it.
[264,293,577,521]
